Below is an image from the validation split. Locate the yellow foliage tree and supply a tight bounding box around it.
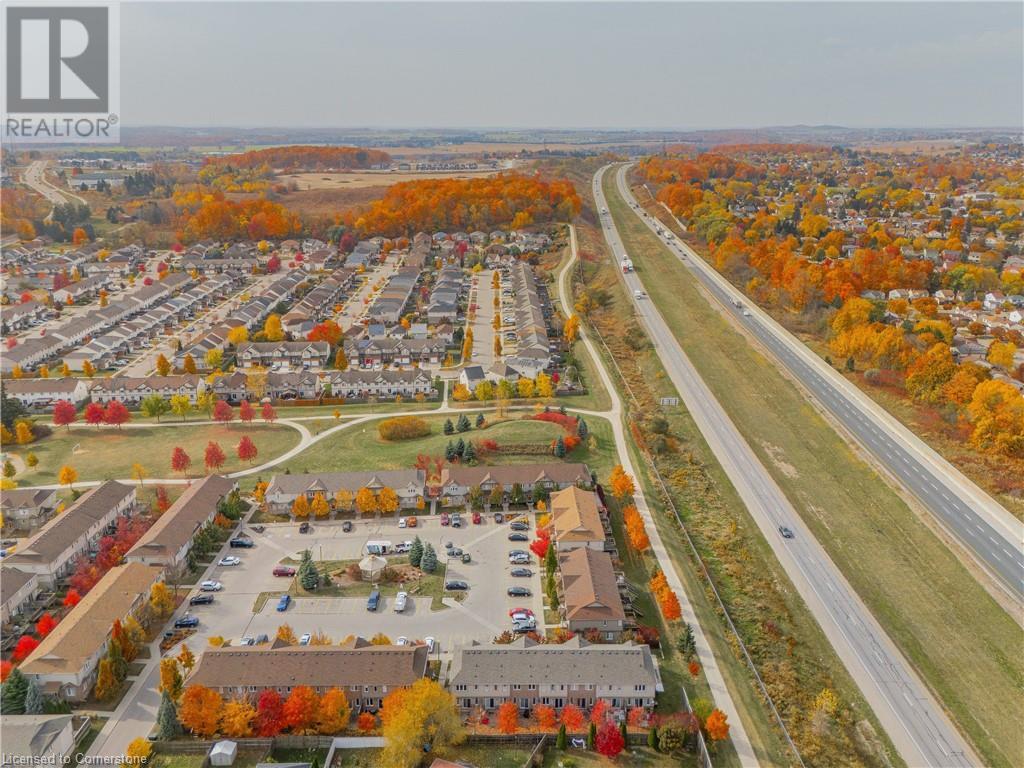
[149,582,174,618]
[219,697,257,737]
[125,738,153,762]
[276,623,298,645]
[380,679,464,768]
[378,487,400,514]
[316,687,352,734]
[311,492,331,519]
[58,465,77,490]
[356,487,379,515]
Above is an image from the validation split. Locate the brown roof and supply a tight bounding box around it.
[558,548,625,622]
[5,482,134,567]
[549,486,604,544]
[0,488,56,512]
[441,463,591,489]
[126,475,235,562]
[20,563,162,676]
[0,566,38,606]
[187,641,429,690]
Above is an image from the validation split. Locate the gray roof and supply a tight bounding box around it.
[0,566,38,607]
[267,470,424,498]
[0,715,73,757]
[450,636,659,687]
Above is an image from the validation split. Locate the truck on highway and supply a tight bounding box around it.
[621,256,634,273]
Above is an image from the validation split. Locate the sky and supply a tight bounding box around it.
[121,1,1024,129]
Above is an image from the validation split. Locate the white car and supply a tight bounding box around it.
[219,556,241,566]
[394,591,409,612]
[396,636,409,646]
[299,633,312,645]
[398,517,408,529]
[395,541,413,554]
[199,580,223,592]
[634,289,645,299]
[424,636,437,653]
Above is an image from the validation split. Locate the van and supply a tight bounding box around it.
[367,589,381,611]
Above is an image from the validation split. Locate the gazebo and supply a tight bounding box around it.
[359,554,387,582]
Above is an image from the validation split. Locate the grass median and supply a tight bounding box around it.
[605,168,1023,768]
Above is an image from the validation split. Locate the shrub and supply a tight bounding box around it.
[377,416,431,441]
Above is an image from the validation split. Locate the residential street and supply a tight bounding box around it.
[597,164,979,768]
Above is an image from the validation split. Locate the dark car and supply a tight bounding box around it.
[507,586,532,597]
[461,552,472,564]
[229,537,254,548]
[189,594,214,606]
[509,521,529,531]
[250,525,266,534]
[342,521,354,532]
[448,547,463,558]
[174,615,199,629]
[510,568,533,578]
[446,580,469,591]
[299,522,311,534]
[508,532,529,542]
[779,526,795,539]
[494,512,504,524]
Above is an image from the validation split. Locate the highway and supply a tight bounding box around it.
[22,160,86,221]
[595,164,981,768]
[619,167,1024,605]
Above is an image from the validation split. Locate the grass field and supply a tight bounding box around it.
[262,412,617,483]
[540,746,682,766]
[606,170,1023,768]
[11,422,301,484]
[281,168,498,190]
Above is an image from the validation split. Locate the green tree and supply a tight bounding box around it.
[677,622,697,660]
[23,678,43,715]
[545,542,557,574]
[299,549,320,591]
[420,543,438,573]
[456,414,470,433]
[107,638,127,680]
[156,689,183,739]
[463,441,477,464]
[554,437,566,458]
[510,483,525,505]
[647,725,659,750]
[140,394,171,421]
[409,536,424,568]
[475,413,485,428]
[587,722,597,750]
[443,419,454,435]
[576,417,589,441]
[556,723,567,750]
[1,668,29,713]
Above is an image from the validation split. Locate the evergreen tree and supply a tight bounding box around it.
[454,438,465,458]
[420,543,438,573]
[559,405,567,415]
[463,441,477,464]
[556,723,567,750]
[1,385,29,430]
[409,536,424,568]
[576,418,589,441]
[587,722,597,750]
[647,725,659,750]
[445,441,457,462]
[510,483,525,505]
[677,622,697,659]
[299,549,320,591]
[156,689,183,739]
[1,668,29,714]
[23,678,43,715]
[554,437,566,458]
[475,413,485,428]
[456,414,471,432]
[620,720,628,745]
[443,418,454,435]
[107,638,127,680]
[545,542,557,574]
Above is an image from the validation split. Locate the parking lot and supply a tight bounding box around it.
[179,513,546,659]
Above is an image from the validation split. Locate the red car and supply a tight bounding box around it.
[472,512,482,525]
[440,513,450,526]
[508,607,535,617]
[273,566,296,577]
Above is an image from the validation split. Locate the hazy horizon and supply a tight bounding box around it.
[121,2,1024,130]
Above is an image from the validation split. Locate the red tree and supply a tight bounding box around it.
[266,255,281,273]
[529,538,549,559]
[307,321,342,346]
[84,402,105,427]
[12,635,39,662]
[255,689,285,736]
[154,486,171,514]
[204,441,226,472]
[19,292,33,304]
[170,447,192,475]
[63,589,82,608]
[103,400,130,429]
[237,436,258,463]
[239,400,254,423]
[6,337,17,350]
[36,613,58,637]
[595,719,625,757]
[52,400,77,430]
[282,685,319,732]
[261,403,277,423]
[69,557,102,594]
[212,399,234,423]
[590,699,609,725]
[356,712,376,733]
[0,660,12,682]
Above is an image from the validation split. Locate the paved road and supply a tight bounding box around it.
[22,160,86,221]
[597,164,980,768]
[620,169,1024,605]
[556,227,760,766]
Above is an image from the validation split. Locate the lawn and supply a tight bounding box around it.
[259,412,617,482]
[328,745,531,768]
[150,750,267,768]
[11,422,301,484]
[607,169,1023,768]
[541,745,681,767]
